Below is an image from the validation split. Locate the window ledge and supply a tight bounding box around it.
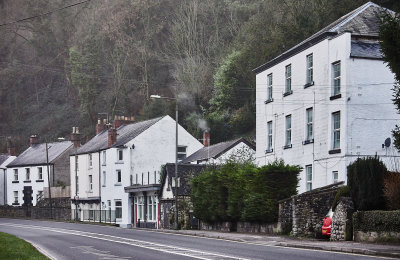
[265,149,274,154]
[12,181,19,183]
[115,183,122,186]
[115,161,124,164]
[283,90,293,97]
[102,185,106,187]
[102,164,106,166]
[303,139,314,145]
[283,144,292,149]
[304,81,314,88]
[330,93,341,100]
[264,98,274,104]
[12,203,20,206]
[36,180,44,183]
[329,149,341,154]
[23,180,31,183]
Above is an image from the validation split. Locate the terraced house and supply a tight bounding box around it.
[254,2,400,194]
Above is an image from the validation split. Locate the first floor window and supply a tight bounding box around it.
[306,108,313,141]
[13,169,18,181]
[116,170,121,183]
[89,154,93,168]
[118,149,123,161]
[13,191,18,204]
[333,171,339,183]
[285,64,292,93]
[177,146,187,161]
[306,54,313,84]
[38,167,43,180]
[25,168,30,181]
[267,121,273,150]
[333,112,341,149]
[147,196,157,221]
[306,165,312,191]
[115,200,122,219]
[285,115,292,146]
[332,61,341,95]
[89,175,93,191]
[267,73,273,100]
[102,171,106,187]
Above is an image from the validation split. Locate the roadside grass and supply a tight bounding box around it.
[0,232,48,260]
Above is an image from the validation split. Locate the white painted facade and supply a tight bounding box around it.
[101,116,203,228]
[0,156,16,205]
[256,32,400,194]
[213,142,255,164]
[7,164,50,206]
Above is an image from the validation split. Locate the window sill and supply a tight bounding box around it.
[23,180,31,183]
[36,180,44,183]
[264,98,274,104]
[12,203,20,206]
[330,93,341,100]
[12,181,19,183]
[265,149,273,154]
[303,139,314,145]
[115,161,124,164]
[304,81,314,88]
[283,144,292,149]
[102,185,106,187]
[329,149,341,154]
[283,90,293,97]
[115,183,122,186]
[102,164,106,166]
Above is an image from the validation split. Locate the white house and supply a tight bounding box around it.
[71,116,203,228]
[254,2,400,194]
[181,135,255,165]
[7,136,73,206]
[0,153,16,205]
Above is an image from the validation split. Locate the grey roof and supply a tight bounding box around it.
[160,163,210,197]
[181,138,255,164]
[0,154,10,166]
[253,2,388,74]
[7,141,73,167]
[75,117,164,155]
[350,40,382,59]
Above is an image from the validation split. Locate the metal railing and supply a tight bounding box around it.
[72,209,116,224]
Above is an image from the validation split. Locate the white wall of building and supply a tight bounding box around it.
[256,32,400,194]
[0,156,16,205]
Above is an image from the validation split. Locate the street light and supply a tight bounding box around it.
[150,94,179,230]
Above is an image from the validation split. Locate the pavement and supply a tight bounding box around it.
[150,228,400,259]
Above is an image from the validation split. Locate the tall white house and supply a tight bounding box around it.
[254,2,400,194]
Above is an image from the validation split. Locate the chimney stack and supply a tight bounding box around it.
[113,115,134,129]
[96,119,107,135]
[203,131,210,147]
[71,127,81,148]
[29,135,39,146]
[108,128,117,147]
[6,137,16,156]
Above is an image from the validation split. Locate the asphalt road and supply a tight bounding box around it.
[0,218,390,260]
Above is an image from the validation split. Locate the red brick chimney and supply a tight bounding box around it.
[96,119,107,135]
[6,138,16,156]
[114,115,134,129]
[203,131,210,147]
[108,128,117,147]
[71,127,81,148]
[29,135,39,146]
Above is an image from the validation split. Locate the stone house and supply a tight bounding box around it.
[254,2,400,194]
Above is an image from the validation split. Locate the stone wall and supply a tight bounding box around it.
[236,222,280,234]
[199,221,232,232]
[331,197,354,241]
[278,182,343,237]
[0,205,27,218]
[53,146,73,186]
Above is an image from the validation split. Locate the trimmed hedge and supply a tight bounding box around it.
[353,210,400,233]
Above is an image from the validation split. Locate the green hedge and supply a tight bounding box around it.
[191,160,300,224]
[332,186,351,211]
[353,210,400,232]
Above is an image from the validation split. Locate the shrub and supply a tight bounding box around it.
[332,185,351,211]
[384,171,400,210]
[347,157,388,210]
[353,210,400,233]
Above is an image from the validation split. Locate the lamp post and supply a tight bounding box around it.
[150,94,179,229]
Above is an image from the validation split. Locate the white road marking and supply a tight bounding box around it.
[0,223,250,260]
[71,246,130,259]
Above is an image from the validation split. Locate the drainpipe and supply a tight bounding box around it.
[99,151,101,223]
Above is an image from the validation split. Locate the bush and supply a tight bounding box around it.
[353,210,400,233]
[384,171,400,210]
[347,157,388,211]
[332,186,351,211]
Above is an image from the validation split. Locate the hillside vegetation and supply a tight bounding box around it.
[0,0,399,152]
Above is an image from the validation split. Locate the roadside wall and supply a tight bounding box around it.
[331,197,354,241]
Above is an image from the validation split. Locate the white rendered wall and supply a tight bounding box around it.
[0,156,16,205]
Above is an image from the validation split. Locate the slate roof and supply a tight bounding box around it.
[350,40,382,59]
[253,2,388,74]
[180,138,255,164]
[75,116,164,155]
[7,141,73,168]
[0,154,10,167]
[159,163,211,197]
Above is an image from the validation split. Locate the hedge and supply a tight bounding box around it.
[353,210,400,233]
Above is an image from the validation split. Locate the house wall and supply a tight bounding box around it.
[0,156,16,205]
[215,142,255,164]
[52,146,73,186]
[7,164,50,206]
[255,32,400,194]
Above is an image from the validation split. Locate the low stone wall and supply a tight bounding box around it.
[0,205,27,218]
[331,197,354,241]
[278,182,343,237]
[237,222,280,234]
[199,221,232,232]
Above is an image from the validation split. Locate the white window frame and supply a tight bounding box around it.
[332,61,341,96]
[137,196,144,221]
[117,149,123,161]
[25,168,30,181]
[306,165,312,191]
[333,171,339,183]
[306,54,313,84]
[267,121,273,151]
[116,170,121,184]
[13,169,18,181]
[13,191,18,204]
[88,154,93,168]
[88,175,93,192]
[38,167,43,180]
[177,146,187,162]
[115,200,122,219]
[147,196,157,221]
[306,108,313,141]
[102,171,106,187]
[285,64,292,94]
[267,73,273,101]
[332,112,341,149]
[285,115,292,146]
[102,151,106,165]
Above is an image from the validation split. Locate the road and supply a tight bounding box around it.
[0,218,390,260]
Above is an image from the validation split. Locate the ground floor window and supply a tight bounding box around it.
[13,191,18,204]
[306,165,312,191]
[115,200,122,219]
[147,196,157,221]
[137,196,144,221]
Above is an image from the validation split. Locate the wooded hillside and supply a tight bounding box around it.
[0,0,399,152]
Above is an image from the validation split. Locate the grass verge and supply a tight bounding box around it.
[0,232,48,259]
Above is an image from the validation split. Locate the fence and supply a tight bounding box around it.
[71,209,116,224]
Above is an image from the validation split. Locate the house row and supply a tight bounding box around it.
[255,2,400,193]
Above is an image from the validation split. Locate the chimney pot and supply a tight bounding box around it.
[71,127,81,148]
[29,135,39,146]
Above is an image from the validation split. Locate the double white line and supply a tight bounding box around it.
[0,223,251,260]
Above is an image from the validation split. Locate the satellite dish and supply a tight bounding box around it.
[384,138,391,148]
